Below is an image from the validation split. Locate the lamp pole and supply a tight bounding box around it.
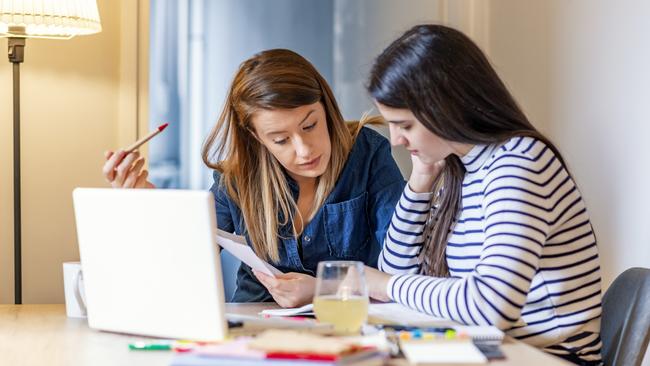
[8,25,25,304]
[2,2,101,305]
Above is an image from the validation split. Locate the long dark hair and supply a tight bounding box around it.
[368,24,566,276]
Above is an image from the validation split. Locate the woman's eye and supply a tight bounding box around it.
[304,121,317,131]
[400,124,411,131]
[273,138,288,145]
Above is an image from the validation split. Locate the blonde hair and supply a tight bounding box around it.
[202,49,383,262]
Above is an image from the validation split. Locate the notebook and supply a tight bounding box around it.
[399,339,488,366]
[170,354,384,366]
[454,326,504,343]
[367,302,503,343]
[170,330,385,366]
[260,302,453,323]
[368,302,455,326]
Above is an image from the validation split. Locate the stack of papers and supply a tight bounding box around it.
[256,303,503,343]
[170,330,385,366]
[225,313,332,334]
[258,302,453,325]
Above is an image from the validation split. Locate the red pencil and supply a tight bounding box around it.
[124,123,169,153]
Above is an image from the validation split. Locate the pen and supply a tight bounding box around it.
[124,122,169,153]
[128,341,173,351]
[128,340,222,352]
[379,325,455,333]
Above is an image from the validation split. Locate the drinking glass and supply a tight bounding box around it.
[313,261,369,335]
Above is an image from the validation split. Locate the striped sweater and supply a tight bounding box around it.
[379,136,602,363]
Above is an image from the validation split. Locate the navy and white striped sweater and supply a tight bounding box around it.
[379,136,602,363]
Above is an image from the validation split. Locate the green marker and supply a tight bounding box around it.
[128,342,172,351]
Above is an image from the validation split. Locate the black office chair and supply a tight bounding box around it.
[601,267,650,366]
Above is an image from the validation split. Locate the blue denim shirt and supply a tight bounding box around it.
[210,127,405,302]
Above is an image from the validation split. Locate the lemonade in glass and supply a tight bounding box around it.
[313,261,369,334]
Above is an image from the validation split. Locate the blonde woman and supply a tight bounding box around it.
[103,49,405,307]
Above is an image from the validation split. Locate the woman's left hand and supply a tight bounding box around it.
[253,270,315,308]
[365,266,392,302]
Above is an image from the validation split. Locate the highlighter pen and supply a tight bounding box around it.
[124,122,169,153]
[128,342,172,351]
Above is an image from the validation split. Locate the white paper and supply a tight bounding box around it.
[368,302,455,326]
[401,341,487,365]
[259,303,314,316]
[216,229,282,277]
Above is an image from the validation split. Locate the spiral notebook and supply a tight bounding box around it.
[453,326,504,343]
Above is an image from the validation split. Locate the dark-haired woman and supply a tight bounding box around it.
[364,25,602,365]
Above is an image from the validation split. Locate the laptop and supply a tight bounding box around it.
[72,188,227,341]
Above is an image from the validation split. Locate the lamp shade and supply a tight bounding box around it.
[0,0,101,38]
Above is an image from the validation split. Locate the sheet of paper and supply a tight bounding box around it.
[400,340,487,365]
[368,302,456,326]
[216,229,282,277]
[259,303,314,317]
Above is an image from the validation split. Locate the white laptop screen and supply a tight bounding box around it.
[73,188,227,341]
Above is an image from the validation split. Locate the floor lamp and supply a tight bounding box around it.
[1,1,102,304]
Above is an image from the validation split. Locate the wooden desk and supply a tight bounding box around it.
[0,304,570,366]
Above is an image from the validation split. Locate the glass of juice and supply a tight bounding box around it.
[313,261,369,335]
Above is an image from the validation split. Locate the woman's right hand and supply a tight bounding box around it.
[102,150,155,188]
[408,155,445,193]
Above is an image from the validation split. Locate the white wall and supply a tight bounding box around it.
[487,2,650,363]
[547,0,650,289]
[487,0,650,291]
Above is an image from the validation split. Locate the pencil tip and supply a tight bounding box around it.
[158,122,169,132]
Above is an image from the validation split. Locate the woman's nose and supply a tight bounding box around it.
[389,126,406,147]
[294,137,312,158]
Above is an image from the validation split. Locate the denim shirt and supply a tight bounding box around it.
[210,127,405,302]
